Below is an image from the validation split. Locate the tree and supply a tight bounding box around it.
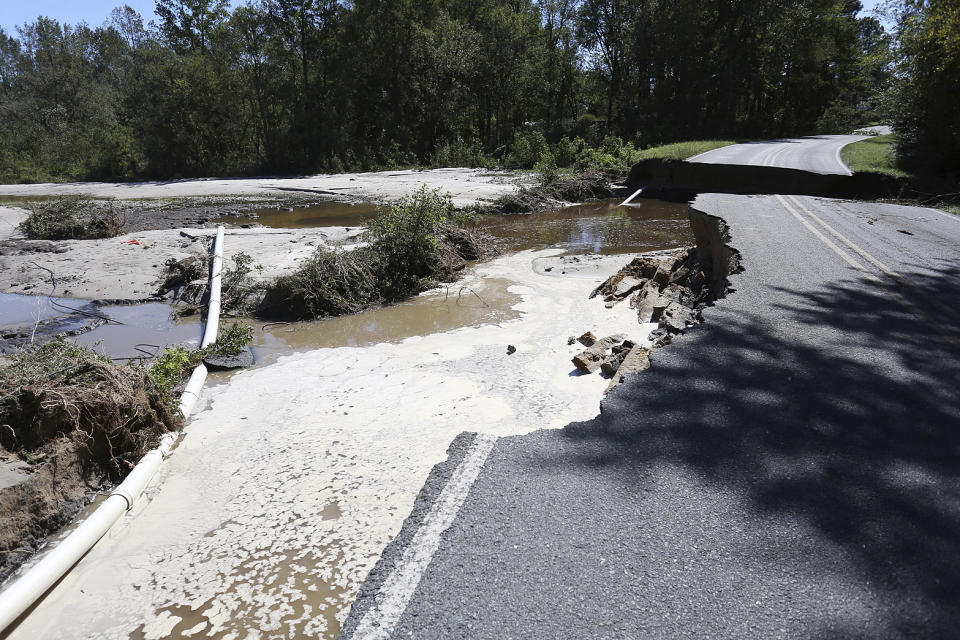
[888,0,960,175]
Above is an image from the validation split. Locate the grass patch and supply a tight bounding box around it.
[939,204,960,217]
[0,338,182,478]
[634,140,736,161]
[840,135,914,179]
[262,186,492,319]
[18,196,125,240]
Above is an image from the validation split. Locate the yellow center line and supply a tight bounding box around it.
[773,194,960,347]
[788,195,960,324]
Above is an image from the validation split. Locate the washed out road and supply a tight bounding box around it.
[342,191,960,637]
[688,134,866,175]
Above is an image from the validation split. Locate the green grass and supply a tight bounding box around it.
[840,134,913,178]
[940,204,960,217]
[635,140,736,161]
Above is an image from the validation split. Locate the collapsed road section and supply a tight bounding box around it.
[339,193,960,639]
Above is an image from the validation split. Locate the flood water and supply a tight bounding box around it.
[215,201,382,229]
[0,195,698,640]
[2,197,691,362]
[217,198,693,257]
[0,292,89,329]
[478,198,692,255]
[75,303,200,360]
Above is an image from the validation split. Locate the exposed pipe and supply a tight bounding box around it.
[620,188,644,207]
[0,226,226,633]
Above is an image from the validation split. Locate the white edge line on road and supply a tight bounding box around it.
[790,196,960,325]
[834,139,855,176]
[352,433,498,640]
[778,195,960,345]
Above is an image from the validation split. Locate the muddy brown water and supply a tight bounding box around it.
[219,198,693,257]
[74,303,200,360]
[215,201,382,229]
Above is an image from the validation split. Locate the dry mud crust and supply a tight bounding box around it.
[0,226,363,301]
[0,441,107,582]
[0,168,531,210]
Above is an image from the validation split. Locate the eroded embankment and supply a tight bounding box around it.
[628,157,953,202]
[336,204,743,638]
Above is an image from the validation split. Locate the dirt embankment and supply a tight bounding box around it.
[0,341,182,582]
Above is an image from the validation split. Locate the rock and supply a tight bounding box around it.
[634,280,665,323]
[577,331,598,347]
[572,346,606,373]
[597,334,628,349]
[203,347,254,370]
[506,345,517,355]
[600,351,627,377]
[567,336,576,345]
[604,346,652,393]
[612,276,645,300]
[657,302,697,333]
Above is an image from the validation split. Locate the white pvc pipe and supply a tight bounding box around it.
[201,226,225,349]
[0,226,226,633]
[620,188,644,207]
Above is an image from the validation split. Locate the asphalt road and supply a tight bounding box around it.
[688,135,866,175]
[341,194,960,639]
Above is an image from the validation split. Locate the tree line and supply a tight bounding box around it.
[0,0,949,182]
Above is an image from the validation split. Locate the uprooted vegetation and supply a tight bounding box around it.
[491,169,613,214]
[0,338,182,478]
[159,251,262,316]
[261,186,494,319]
[0,325,253,578]
[18,196,125,240]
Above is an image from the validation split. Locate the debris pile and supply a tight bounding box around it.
[591,247,713,337]
[570,331,651,393]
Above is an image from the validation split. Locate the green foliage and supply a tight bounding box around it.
[816,102,861,134]
[888,0,960,176]
[840,134,913,178]
[0,1,897,181]
[534,154,560,188]
[508,130,551,169]
[264,186,488,319]
[149,322,254,402]
[430,138,492,169]
[364,186,454,295]
[19,197,125,240]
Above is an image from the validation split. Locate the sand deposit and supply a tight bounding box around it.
[6,249,656,640]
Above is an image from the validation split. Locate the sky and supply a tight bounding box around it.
[0,1,241,34]
[0,0,889,36]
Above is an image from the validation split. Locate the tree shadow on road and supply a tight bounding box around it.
[559,263,960,638]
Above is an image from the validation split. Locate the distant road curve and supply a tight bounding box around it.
[687,134,867,175]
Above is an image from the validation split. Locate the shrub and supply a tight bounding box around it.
[430,138,492,168]
[19,196,125,240]
[508,129,550,168]
[262,186,492,319]
[149,322,254,404]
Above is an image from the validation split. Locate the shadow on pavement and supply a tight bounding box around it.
[562,263,960,636]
